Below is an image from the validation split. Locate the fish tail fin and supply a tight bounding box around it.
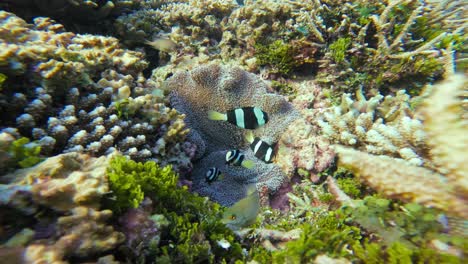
[208,110,227,121]
[241,159,255,169]
[246,184,257,196]
[245,130,254,143]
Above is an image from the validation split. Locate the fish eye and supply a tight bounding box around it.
[230,214,236,220]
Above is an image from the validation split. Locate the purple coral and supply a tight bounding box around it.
[117,198,164,258]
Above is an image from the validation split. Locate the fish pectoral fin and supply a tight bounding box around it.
[241,159,255,169]
[245,130,254,143]
[208,110,227,121]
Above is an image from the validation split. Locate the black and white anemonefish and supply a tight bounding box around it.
[245,131,275,163]
[205,167,223,184]
[226,149,255,169]
[208,107,268,129]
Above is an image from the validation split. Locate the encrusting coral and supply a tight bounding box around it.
[334,74,468,219]
[0,152,125,263]
[1,152,112,212]
[166,64,301,205]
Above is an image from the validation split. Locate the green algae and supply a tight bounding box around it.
[8,137,43,169]
[329,37,351,63]
[106,156,244,263]
[0,73,6,91]
[255,40,300,76]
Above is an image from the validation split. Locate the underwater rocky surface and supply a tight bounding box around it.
[0,0,467,263]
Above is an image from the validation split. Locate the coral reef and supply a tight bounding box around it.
[105,155,245,263]
[316,88,427,165]
[166,64,301,205]
[0,11,146,95]
[0,11,194,174]
[0,0,139,36]
[334,74,468,218]
[117,198,168,260]
[0,1,466,263]
[2,152,112,211]
[315,0,466,94]
[0,152,125,263]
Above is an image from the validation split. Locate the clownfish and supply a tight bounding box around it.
[208,107,268,129]
[205,167,223,184]
[226,149,255,169]
[245,131,275,163]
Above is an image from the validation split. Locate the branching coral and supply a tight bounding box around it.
[316,88,428,165]
[0,11,147,96]
[1,0,138,26]
[0,12,194,173]
[166,64,301,205]
[421,74,468,201]
[315,0,466,93]
[333,74,468,218]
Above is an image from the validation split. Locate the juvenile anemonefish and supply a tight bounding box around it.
[208,107,268,129]
[205,167,223,184]
[245,131,275,163]
[226,150,255,169]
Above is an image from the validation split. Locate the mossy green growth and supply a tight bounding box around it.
[329,37,351,63]
[7,137,43,168]
[0,73,7,91]
[341,196,449,247]
[114,99,134,119]
[255,40,299,76]
[271,211,361,262]
[336,177,362,198]
[106,156,244,263]
[353,240,463,264]
[270,80,296,97]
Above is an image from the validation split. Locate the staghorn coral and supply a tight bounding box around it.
[334,145,467,219]
[316,0,466,94]
[421,74,468,201]
[333,74,468,219]
[0,12,194,173]
[166,64,301,205]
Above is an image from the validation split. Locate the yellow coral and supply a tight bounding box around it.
[4,152,112,211]
[421,74,468,201]
[334,74,468,219]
